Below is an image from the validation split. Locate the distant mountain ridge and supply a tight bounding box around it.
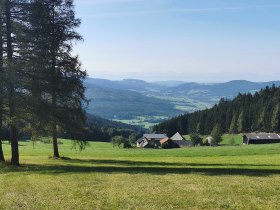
[169,80,280,101]
[86,78,165,92]
[84,78,280,127]
[173,80,280,94]
[86,78,280,93]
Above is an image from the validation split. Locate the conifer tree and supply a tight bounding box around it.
[271,105,280,132]
[28,0,87,158]
[237,111,244,133]
[229,114,237,134]
[4,0,20,166]
[0,0,87,164]
[257,108,265,131]
[210,124,222,145]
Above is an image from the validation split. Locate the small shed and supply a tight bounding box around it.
[243,133,280,144]
[206,136,214,146]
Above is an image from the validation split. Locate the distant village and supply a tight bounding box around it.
[136,132,280,149]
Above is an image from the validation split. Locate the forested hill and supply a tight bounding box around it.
[86,114,146,142]
[153,85,280,136]
[87,114,146,133]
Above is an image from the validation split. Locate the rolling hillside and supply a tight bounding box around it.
[85,83,180,120]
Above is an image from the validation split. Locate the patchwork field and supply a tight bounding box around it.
[1,140,280,209]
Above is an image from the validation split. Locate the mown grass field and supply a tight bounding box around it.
[1,139,280,209]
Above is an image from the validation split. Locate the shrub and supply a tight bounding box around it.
[112,136,124,148]
[190,133,203,146]
[128,133,137,146]
[210,124,223,146]
[229,137,236,146]
[112,136,132,148]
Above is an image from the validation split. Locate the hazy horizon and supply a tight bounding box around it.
[87,76,280,84]
[74,0,280,82]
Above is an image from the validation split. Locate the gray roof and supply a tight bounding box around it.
[171,132,184,141]
[136,137,144,143]
[143,134,166,140]
[173,140,191,147]
[244,133,280,140]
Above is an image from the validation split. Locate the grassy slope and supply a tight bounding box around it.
[1,140,280,209]
[184,134,244,145]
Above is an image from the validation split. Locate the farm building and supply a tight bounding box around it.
[136,137,148,148]
[137,134,167,148]
[171,132,191,147]
[160,137,180,149]
[243,133,280,144]
[160,137,171,145]
[137,133,191,148]
[206,136,214,146]
[171,132,184,141]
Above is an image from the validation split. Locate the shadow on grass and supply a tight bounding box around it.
[1,158,280,177]
[63,158,280,168]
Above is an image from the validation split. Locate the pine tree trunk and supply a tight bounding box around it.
[0,10,5,163]
[52,90,59,158]
[50,1,59,159]
[6,0,19,166]
[0,111,4,163]
[0,118,4,163]
[0,140,4,162]
[52,120,59,158]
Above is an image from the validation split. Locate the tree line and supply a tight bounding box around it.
[0,0,87,166]
[153,85,280,137]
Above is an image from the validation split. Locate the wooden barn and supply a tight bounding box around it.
[243,133,280,144]
[170,132,191,147]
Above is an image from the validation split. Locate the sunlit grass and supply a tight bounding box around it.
[1,140,280,209]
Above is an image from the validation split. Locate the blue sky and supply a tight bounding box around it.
[74,0,280,82]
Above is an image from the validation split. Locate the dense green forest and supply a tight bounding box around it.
[153,85,280,136]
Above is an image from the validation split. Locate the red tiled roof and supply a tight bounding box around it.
[160,137,170,145]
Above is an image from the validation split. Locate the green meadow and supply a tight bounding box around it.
[1,139,280,209]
